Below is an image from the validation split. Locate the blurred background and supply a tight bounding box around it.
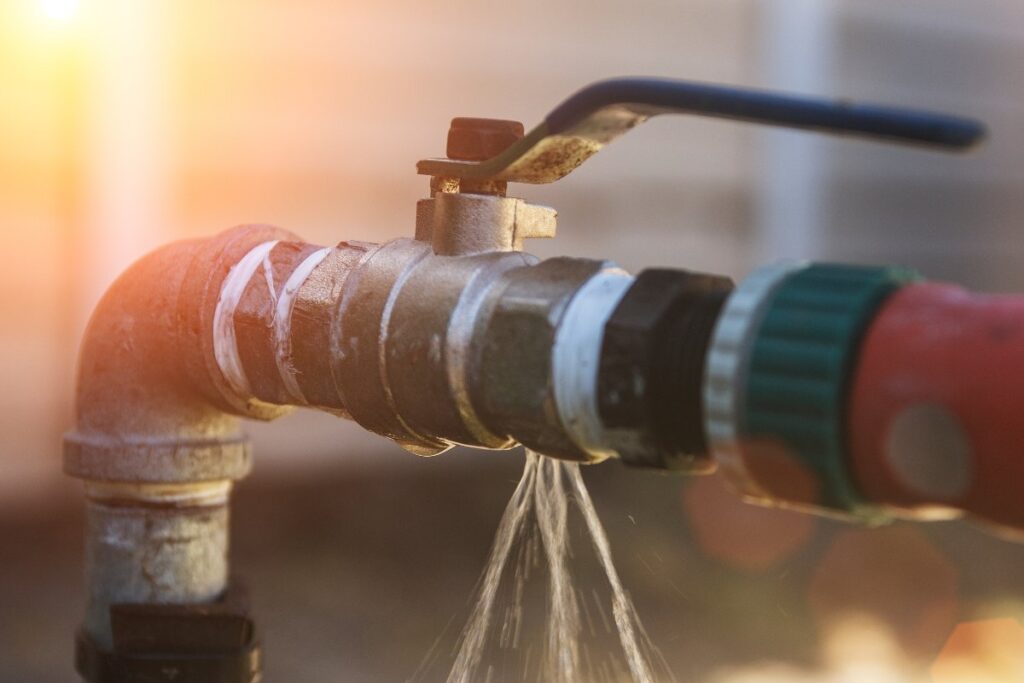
[3,0,1024,680]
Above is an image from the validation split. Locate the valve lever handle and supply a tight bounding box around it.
[417,77,987,185]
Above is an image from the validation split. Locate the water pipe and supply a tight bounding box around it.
[65,78,1009,682]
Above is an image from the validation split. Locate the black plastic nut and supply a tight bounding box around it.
[75,582,261,683]
[598,269,733,471]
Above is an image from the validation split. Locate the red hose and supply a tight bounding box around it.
[848,283,1024,531]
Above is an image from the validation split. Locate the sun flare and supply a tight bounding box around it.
[40,0,80,22]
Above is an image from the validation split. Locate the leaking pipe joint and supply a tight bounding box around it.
[65,222,732,659]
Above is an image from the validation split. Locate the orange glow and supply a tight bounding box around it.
[683,473,816,571]
[808,527,958,656]
[932,619,1024,683]
[709,615,921,682]
[40,0,79,22]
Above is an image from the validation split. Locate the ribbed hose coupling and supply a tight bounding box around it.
[703,263,919,519]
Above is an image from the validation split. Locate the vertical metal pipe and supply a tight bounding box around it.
[81,481,231,649]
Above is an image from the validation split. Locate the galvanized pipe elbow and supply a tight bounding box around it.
[64,225,298,649]
[65,226,296,481]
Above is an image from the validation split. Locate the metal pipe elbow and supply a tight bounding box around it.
[64,225,297,648]
[65,225,298,483]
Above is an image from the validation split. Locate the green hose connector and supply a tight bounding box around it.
[741,264,920,518]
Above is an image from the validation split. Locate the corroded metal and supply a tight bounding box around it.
[83,482,231,650]
[446,118,525,162]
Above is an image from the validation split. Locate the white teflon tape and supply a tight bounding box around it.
[702,262,803,496]
[552,268,634,460]
[273,247,332,404]
[212,240,280,401]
